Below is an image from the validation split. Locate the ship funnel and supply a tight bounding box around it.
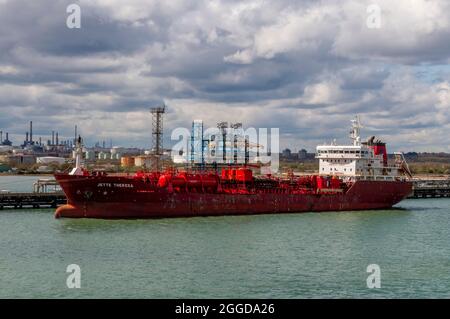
[372,143,387,166]
[366,136,387,166]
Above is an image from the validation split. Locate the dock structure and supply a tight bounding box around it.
[0,192,66,209]
[409,179,450,199]
[0,178,66,209]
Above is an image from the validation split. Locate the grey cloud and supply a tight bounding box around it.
[0,0,450,151]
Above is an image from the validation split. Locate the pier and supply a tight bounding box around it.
[0,192,66,209]
[409,179,450,199]
[0,178,66,209]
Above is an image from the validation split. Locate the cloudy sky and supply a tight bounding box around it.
[1,0,450,152]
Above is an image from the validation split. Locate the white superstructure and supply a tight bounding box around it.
[316,116,411,179]
[69,136,84,176]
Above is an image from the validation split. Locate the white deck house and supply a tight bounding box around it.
[316,116,410,179]
[316,145,386,176]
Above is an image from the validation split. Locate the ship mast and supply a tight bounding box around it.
[69,135,84,175]
[350,115,362,146]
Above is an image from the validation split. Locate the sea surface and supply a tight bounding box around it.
[1,175,450,298]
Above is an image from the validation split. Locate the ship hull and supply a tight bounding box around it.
[54,174,413,219]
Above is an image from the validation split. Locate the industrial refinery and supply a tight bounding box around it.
[0,120,154,173]
[0,105,315,175]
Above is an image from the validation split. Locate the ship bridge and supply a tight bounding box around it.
[315,116,408,179]
[316,144,386,177]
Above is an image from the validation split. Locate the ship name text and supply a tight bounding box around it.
[97,183,134,188]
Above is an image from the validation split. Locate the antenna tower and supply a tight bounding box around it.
[150,104,166,170]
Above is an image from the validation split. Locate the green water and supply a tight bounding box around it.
[1,176,450,298]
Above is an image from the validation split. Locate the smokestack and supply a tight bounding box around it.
[6,132,9,141]
[74,125,77,145]
[26,132,29,143]
[39,137,42,145]
[52,131,55,145]
[30,121,33,144]
[56,132,59,145]
[0,131,2,142]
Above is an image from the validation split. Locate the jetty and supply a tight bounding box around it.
[409,178,450,199]
[0,178,66,209]
[0,192,66,209]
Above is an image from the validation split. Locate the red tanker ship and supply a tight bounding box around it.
[54,117,413,219]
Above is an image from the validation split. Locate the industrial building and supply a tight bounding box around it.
[0,131,12,146]
[0,121,81,172]
[36,157,66,165]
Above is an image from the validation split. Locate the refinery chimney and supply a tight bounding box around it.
[56,132,59,145]
[52,131,55,145]
[29,121,33,144]
[74,125,77,145]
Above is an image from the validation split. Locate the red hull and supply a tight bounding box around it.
[54,174,413,219]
